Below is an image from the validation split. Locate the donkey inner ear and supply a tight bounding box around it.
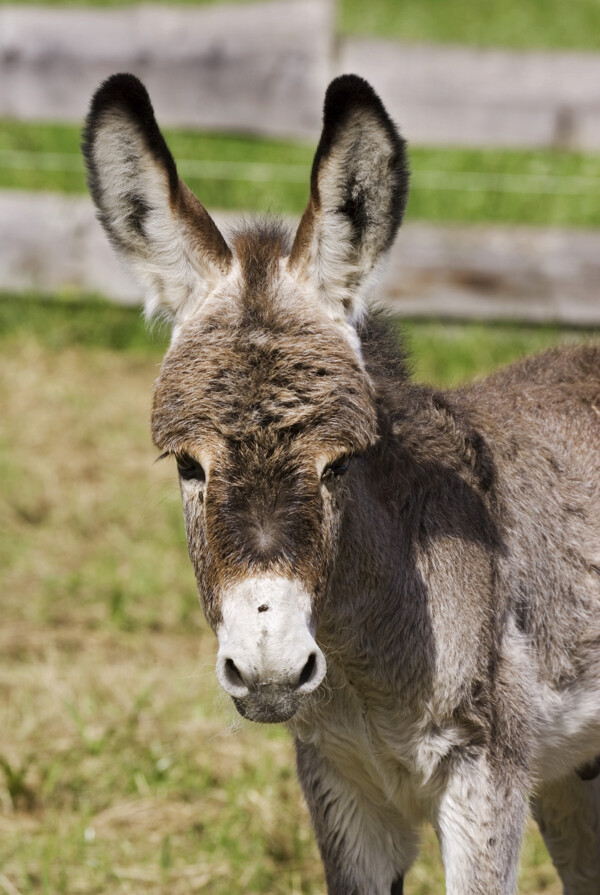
[83,73,232,324]
[288,74,409,325]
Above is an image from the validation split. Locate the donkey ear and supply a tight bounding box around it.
[83,73,232,324]
[288,75,409,325]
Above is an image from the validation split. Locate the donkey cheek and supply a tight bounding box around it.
[181,504,222,628]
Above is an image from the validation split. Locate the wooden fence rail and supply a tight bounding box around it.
[0,1,332,140]
[1,3,599,321]
[341,40,600,151]
[1,1,600,148]
[2,191,599,325]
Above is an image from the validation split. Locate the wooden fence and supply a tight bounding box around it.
[342,40,600,151]
[2,1,600,148]
[0,1,332,140]
[3,191,599,325]
[1,2,599,322]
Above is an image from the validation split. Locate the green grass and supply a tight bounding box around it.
[1,295,596,894]
[340,0,600,50]
[406,147,600,228]
[2,294,598,384]
[0,291,168,352]
[0,122,314,215]
[400,318,600,386]
[2,120,600,228]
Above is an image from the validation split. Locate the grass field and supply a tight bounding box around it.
[1,0,599,50]
[2,296,598,894]
[1,0,598,888]
[2,121,600,229]
[340,0,600,50]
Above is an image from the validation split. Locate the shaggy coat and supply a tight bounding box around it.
[83,72,600,894]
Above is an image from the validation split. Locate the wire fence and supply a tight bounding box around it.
[1,149,599,195]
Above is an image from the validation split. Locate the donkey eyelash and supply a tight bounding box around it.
[155,450,206,484]
[322,455,352,480]
[175,453,206,483]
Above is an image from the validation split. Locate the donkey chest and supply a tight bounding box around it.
[298,684,465,817]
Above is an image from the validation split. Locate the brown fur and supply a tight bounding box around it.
[84,72,600,895]
[152,223,379,626]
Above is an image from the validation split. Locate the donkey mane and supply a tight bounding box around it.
[229,218,292,303]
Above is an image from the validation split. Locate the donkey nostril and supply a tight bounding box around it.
[224,657,246,689]
[298,652,317,688]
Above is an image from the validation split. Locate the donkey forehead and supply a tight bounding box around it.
[151,305,378,452]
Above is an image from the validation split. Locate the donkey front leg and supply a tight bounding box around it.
[295,740,418,895]
[531,771,600,894]
[434,752,528,895]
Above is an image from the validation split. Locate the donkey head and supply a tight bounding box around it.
[83,73,408,723]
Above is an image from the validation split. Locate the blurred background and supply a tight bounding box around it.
[1,0,599,892]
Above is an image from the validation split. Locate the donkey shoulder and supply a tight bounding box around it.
[455,345,600,685]
[464,342,600,406]
[456,342,600,457]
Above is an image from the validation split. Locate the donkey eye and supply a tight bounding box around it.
[176,454,206,483]
[322,455,351,480]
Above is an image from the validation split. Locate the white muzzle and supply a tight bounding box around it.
[215,575,326,722]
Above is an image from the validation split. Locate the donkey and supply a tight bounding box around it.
[83,72,600,894]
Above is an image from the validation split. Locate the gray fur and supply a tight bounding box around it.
[532,776,600,894]
[84,73,600,894]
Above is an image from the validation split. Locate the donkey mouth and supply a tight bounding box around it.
[232,692,302,724]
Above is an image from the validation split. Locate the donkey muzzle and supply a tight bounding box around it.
[215,576,326,723]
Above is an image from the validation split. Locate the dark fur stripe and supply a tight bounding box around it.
[312,74,409,244]
[82,72,178,204]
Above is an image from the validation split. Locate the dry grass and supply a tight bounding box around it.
[0,623,322,894]
[1,303,586,893]
[0,331,323,894]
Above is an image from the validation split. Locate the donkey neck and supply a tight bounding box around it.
[317,385,499,707]
[317,450,437,701]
